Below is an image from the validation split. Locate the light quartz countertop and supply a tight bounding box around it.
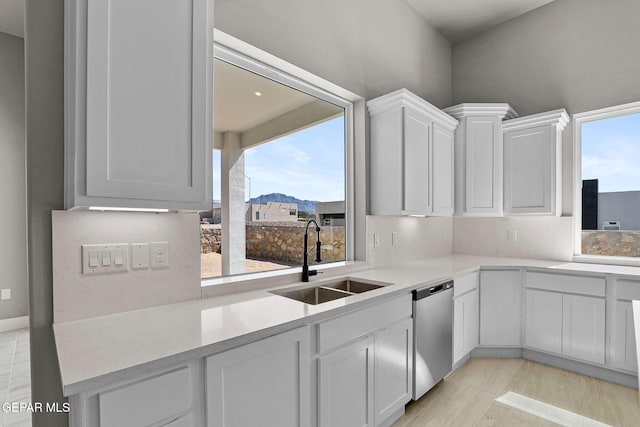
[53,254,640,396]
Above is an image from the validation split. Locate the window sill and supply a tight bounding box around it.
[572,254,640,268]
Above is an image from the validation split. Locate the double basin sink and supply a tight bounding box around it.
[271,279,386,305]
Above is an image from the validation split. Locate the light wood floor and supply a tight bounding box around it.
[0,328,30,427]
[393,358,640,427]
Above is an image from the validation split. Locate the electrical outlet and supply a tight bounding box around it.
[373,233,381,247]
[392,232,398,247]
[150,242,170,269]
[1,289,10,300]
[507,229,519,242]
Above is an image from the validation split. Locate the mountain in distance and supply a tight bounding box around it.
[248,193,316,213]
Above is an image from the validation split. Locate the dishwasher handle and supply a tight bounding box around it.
[413,280,453,301]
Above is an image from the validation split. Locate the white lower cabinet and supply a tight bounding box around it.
[613,300,638,372]
[317,295,413,427]
[562,294,605,364]
[479,270,522,346]
[525,289,563,354]
[453,288,478,363]
[318,336,374,427]
[206,326,310,427]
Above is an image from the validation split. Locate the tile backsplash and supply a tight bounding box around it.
[52,210,201,322]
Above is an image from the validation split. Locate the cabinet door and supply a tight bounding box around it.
[613,300,638,372]
[432,124,454,216]
[454,289,478,363]
[206,327,310,427]
[525,289,563,354]
[479,270,522,346]
[319,336,374,427]
[403,108,432,215]
[374,319,413,425]
[504,125,554,214]
[562,295,605,364]
[465,117,502,215]
[67,0,213,209]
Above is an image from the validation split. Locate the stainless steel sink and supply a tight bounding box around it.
[271,279,386,305]
[323,280,384,294]
[273,286,352,305]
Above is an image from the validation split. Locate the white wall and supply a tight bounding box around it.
[367,216,453,266]
[453,216,574,261]
[52,211,202,322]
[214,0,452,106]
[452,0,640,216]
[0,32,27,321]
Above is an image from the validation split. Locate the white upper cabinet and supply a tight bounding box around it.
[368,89,458,216]
[444,104,517,217]
[503,109,569,216]
[65,0,213,210]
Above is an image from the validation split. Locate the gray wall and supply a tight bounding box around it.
[0,32,27,320]
[451,0,640,215]
[25,0,68,425]
[599,191,640,231]
[214,0,452,106]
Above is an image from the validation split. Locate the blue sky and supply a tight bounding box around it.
[212,116,345,201]
[582,112,640,193]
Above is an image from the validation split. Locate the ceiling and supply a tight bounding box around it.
[405,0,556,42]
[214,59,322,133]
[0,0,24,38]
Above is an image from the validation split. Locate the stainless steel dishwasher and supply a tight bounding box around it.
[412,279,454,400]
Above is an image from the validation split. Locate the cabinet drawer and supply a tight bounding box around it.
[99,366,191,427]
[526,272,605,297]
[617,279,640,301]
[454,272,478,297]
[318,295,412,353]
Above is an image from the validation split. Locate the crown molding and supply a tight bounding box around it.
[367,89,459,132]
[502,108,570,133]
[443,103,518,120]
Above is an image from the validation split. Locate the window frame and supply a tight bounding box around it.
[573,100,640,266]
[203,38,356,285]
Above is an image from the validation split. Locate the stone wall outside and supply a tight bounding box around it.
[200,222,346,265]
[582,230,640,257]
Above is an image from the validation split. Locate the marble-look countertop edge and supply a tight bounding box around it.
[54,254,640,396]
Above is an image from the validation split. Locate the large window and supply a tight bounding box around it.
[201,51,350,279]
[576,102,640,260]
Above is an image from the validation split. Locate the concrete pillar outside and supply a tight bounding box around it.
[221,132,246,275]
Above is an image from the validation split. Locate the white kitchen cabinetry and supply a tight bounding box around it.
[502,110,569,216]
[65,0,213,210]
[613,280,640,372]
[368,89,458,216]
[479,270,522,346]
[317,295,412,427]
[453,273,479,363]
[206,326,310,427]
[443,103,517,217]
[524,272,606,364]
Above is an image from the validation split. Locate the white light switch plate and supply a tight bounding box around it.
[82,244,129,275]
[1,289,10,300]
[150,242,169,269]
[373,233,381,247]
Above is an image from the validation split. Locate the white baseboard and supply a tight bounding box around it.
[0,316,29,332]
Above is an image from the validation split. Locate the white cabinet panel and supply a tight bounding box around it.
[562,294,605,364]
[432,124,454,216]
[525,289,563,354]
[502,109,568,216]
[206,327,310,427]
[66,0,213,209]
[319,336,374,427]
[454,288,478,363]
[479,270,522,346]
[99,367,192,427]
[374,319,413,425]
[368,89,458,217]
[404,108,432,215]
[466,118,501,213]
[613,301,638,372]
